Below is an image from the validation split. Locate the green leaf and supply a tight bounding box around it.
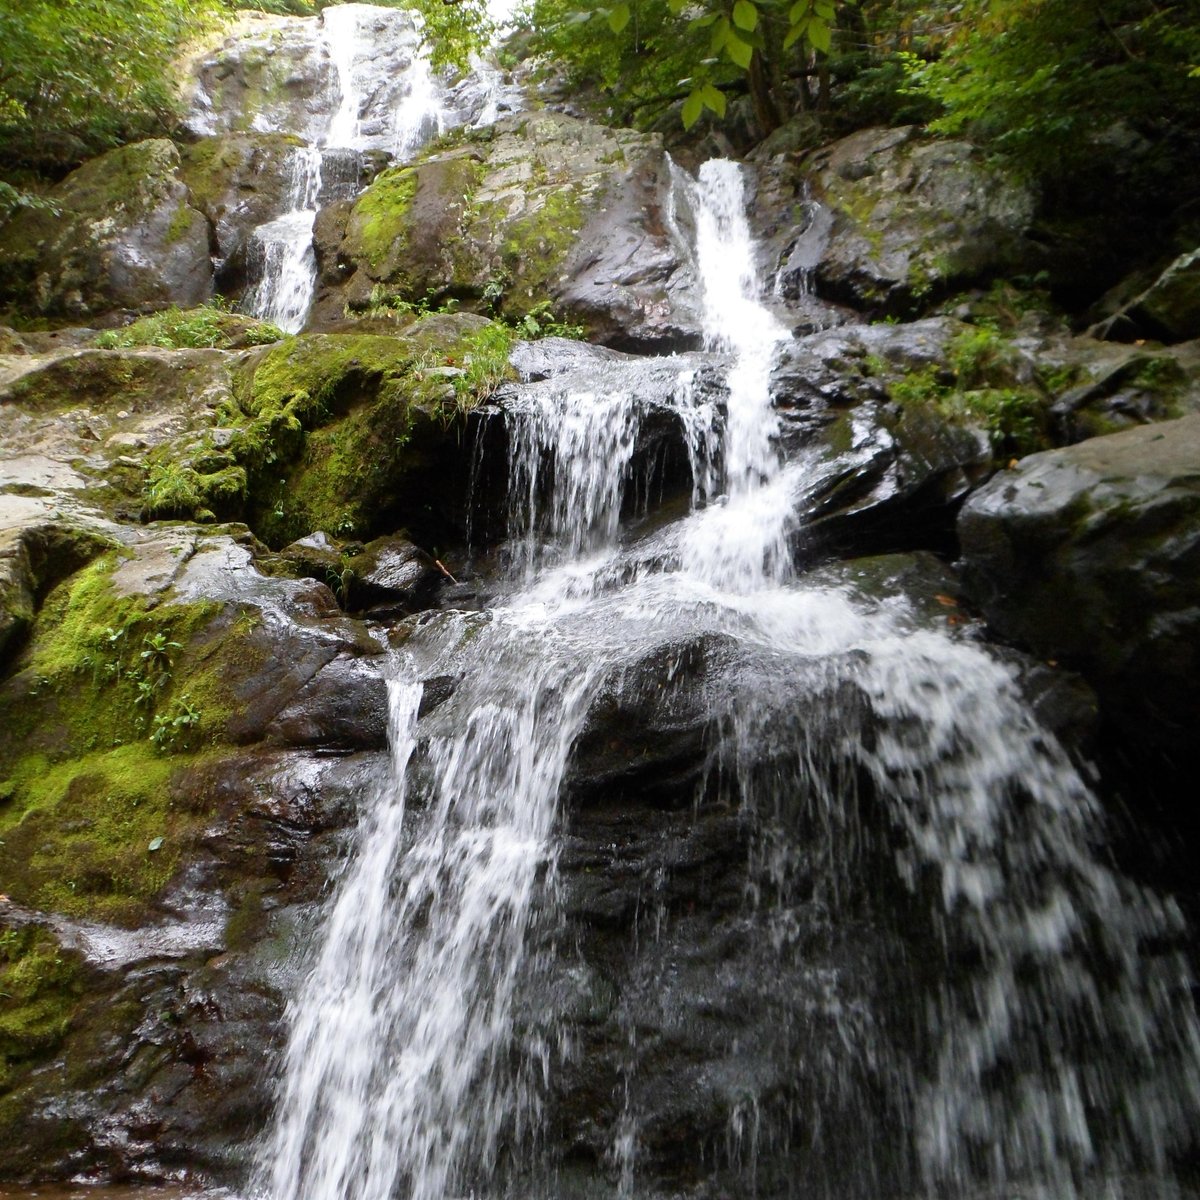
[808,16,832,52]
[725,30,753,68]
[147,837,164,853]
[789,0,811,22]
[813,0,836,19]
[607,3,631,34]
[667,0,688,12]
[732,0,758,32]
[710,16,730,54]
[701,82,727,116]
[783,19,807,50]
[682,88,705,129]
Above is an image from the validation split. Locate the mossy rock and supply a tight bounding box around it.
[179,132,314,298]
[785,128,1037,318]
[0,924,85,1089]
[0,140,213,319]
[316,113,697,348]
[220,317,509,546]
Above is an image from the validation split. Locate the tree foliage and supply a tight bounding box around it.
[526,0,858,135]
[903,0,1200,181]
[0,0,224,174]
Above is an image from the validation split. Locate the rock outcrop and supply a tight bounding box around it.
[0,141,212,319]
[958,414,1200,756]
[759,127,1037,317]
[314,113,700,351]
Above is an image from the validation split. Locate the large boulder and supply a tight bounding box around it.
[314,113,700,351]
[762,127,1036,317]
[1094,246,1200,345]
[958,414,1200,755]
[178,132,313,295]
[0,141,212,319]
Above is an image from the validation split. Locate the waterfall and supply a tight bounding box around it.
[235,5,461,333]
[258,158,1200,1200]
[242,147,324,335]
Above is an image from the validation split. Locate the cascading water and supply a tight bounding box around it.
[237,6,451,333]
[259,157,1200,1200]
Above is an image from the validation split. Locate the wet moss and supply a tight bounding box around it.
[0,926,84,1090]
[0,745,196,922]
[493,185,586,320]
[347,166,419,275]
[0,557,273,923]
[226,324,506,543]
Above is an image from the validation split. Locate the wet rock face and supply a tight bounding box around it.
[0,141,213,318]
[315,112,700,351]
[958,413,1200,756]
[758,127,1037,317]
[1096,246,1200,344]
[179,133,317,297]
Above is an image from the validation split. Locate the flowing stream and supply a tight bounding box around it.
[257,159,1200,1200]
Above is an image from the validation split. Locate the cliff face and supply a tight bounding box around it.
[2,8,1200,1198]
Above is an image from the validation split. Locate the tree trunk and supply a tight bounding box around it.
[748,49,781,136]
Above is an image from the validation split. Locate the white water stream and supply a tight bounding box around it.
[258,160,1200,1200]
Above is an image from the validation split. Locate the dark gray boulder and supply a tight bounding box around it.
[760,127,1036,317]
[0,141,213,318]
[958,413,1200,752]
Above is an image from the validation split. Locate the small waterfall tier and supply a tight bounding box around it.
[256,160,1200,1200]
[185,3,520,333]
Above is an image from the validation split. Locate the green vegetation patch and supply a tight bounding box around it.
[95,305,285,351]
[0,926,84,1089]
[346,166,420,276]
[872,325,1050,457]
[493,185,587,320]
[228,321,513,544]
[0,745,193,922]
[0,555,275,922]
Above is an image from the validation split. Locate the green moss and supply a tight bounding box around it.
[350,167,419,274]
[0,559,272,922]
[884,328,1049,457]
[494,185,586,318]
[0,745,198,922]
[164,202,195,246]
[142,457,247,522]
[0,553,222,771]
[94,305,285,351]
[0,926,84,1089]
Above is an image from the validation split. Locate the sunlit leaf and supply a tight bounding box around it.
[808,16,832,52]
[682,87,705,129]
[725,30,753,68]
[701,81,727,116]
[607,3,631,34]
[732,0,759,32]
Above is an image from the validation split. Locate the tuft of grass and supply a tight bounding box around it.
[95,305,285,351]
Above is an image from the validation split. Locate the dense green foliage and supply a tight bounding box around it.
[0,0,223,175]
[905,0,1200,219]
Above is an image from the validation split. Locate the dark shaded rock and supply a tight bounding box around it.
[0,141,212,318]
[276,530,346,584]
[763,128,1036,318]
[266,654,388,749]
[346,533,445,612]
[567,632,730,806]
[958,414,1200,756]
[1093,247,1200,345]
